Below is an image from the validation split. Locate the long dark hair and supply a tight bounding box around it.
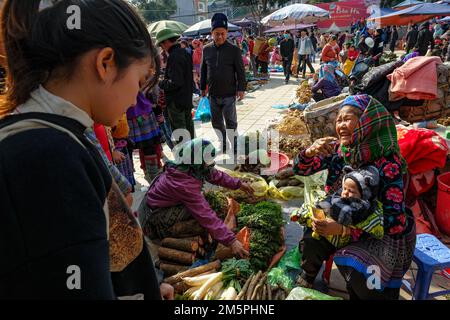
[0,0,158,116]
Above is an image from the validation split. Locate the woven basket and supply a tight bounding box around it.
[303,94,349,140]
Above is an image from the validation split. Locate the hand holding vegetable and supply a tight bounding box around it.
[312,217,344,236]
[230,240,249,259]
[304,137,338,158]
[239,182,254,196]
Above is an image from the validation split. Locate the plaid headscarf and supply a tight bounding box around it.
[319,62,338,85]
[339,95,407,172]
[166,138,217,181]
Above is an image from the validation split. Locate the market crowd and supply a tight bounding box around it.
[0,0,448,302]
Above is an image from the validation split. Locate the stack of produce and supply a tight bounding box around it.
[237,202,284,271]
[379,52,398,65]
[221,171,268,204]
[236,270,291,300]
[269,135,311,159]
[165,260,222,295]
[437,117,450,126]
[177,258,253,300]
[156,236,209,277]
[275,109,308,136]
[296,80,312,104]
[204,190,229,220]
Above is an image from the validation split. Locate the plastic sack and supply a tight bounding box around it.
[286,287,343,300]
[268,179,304,201]
[222,169,269,198]
[193,97,211,122]
[276,247,302,271]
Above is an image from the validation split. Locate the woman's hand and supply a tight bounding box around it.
[312,217,343,236]
[240,182,254,195]
[305,137,338,158]
[230,240,249,259]
[160,283,175,300]
[113,150,126,164]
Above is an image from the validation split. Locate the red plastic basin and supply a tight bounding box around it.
[263,151,290,176]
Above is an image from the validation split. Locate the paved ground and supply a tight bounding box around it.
[131,66,450,300]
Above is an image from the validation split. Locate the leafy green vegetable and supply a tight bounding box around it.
[220,258,253,292]
[237,201,285,272]
[204,190,228,220]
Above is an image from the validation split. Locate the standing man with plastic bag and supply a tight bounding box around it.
[157,29,195,144]
[201,13,246,154]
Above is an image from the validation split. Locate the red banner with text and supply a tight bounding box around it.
[315,1,370,31]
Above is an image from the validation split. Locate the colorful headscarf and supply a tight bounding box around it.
[166,138,217,181]
[339,95,407,172]
[319,62,338,84]
[339,94,371,112]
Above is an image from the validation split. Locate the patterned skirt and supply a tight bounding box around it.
[114,139,136,189]
[334,211,416,289]
[127,113,161,145]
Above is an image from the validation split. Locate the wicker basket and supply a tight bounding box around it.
[303,93,349,140]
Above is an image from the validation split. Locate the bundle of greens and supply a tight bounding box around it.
[204,190,229,220]
[237,202,284,271]
[220,258,253,292]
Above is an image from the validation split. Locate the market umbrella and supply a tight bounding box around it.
[148,20,189,39]
[261,4,330,26]
[393,0,424,10]
[233,17,256,27]
[439,16,450,23]
[368,3,450,27]
[183,19,241,37]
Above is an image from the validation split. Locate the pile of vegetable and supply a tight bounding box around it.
[437,117,450,126]
[275,109,308,136]
[236,271,291,300]
[379,52,398,65]
[269,135,311,159]
[204,190,229,220]
[222,171,268,204]
[178,258,252,300]
[237,201,284,271]
[296,81,312,104]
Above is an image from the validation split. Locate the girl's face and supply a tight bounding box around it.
[91,51,152,127]
[341,178,362,199]
[335,106,360,146]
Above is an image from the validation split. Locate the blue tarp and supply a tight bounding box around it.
[368,8,396,19]
[384,3,450,17]
[439,16,450,23]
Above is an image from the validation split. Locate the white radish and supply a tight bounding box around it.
[220,287,238,300]
[204,281,223,300]
[182,272,220,287]
[193,272,223,300]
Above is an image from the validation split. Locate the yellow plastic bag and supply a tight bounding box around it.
[343,58,355,76]
[222,169,269,198]
[268,178,304,201]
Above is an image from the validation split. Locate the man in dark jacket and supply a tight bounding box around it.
[201,13,246,154]
[158,29,195,143]
[280,32,295,84]
[390,26,398,53]
[415,22,434,56]
[406,24,419,53]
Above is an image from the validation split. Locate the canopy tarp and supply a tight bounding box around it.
[393,0,424,9]
[368,3,450,27]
